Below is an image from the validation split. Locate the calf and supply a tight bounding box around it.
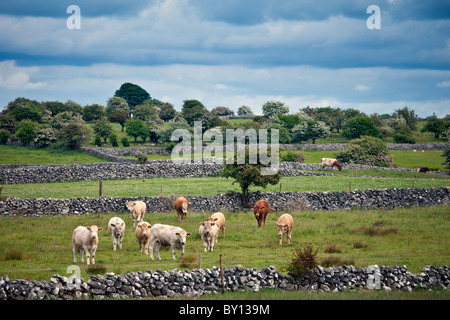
[199,220,219,252]
[126,200,146,227]
[251,200,274,228]
[174,197,189,222]
[321,158,343,171]
[107,217,126,251]
[72,225,103,265]
[135,221,152,255]
[149,224,191,260]
[276,214,294,245]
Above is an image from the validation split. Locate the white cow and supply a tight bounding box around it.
[276,214,294,245]
[321,158,343,171]
[107,217,126,251]
[149,224,190,260]
[199,219,219,252]
[135,221,151,255]
[209,212,226,239]
[72,225,103,265]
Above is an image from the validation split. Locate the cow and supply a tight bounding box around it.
[199,219,219,252]
[135,221,151,255]
[209,212,226,239]
[107,217,126,251]
[72,225,103,265]
[251,200,274,228]
[413,167,430,173]
[174,197,189,222]
[149,224,191,260]
[276,214,294,245]
[125,200,146,227]
[321,158,343,171]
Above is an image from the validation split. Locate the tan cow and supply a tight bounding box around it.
[126,200,146,227]
[251,200,274,228]
[209,212,226,239]
[107,217,126,251]
[199,220,219,252]
[321,158,343,171]
[174,197,189,222]
[72,225,103,265]
[276,214,293,245]
[135,221,152,255]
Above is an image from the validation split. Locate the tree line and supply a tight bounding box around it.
[1,82,449,150]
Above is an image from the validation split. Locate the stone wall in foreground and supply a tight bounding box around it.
[0,264,448,300]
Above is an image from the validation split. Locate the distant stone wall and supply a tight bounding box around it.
[0,264,448,300]
[1,187,448,217]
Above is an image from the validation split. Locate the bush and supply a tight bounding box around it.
[0,129,11,144]
[135,151,148,164]
[286,244,319,279]
[335,135,394,167]
[109,133,118,147]
[280,150,298,162]
[342,117,382,140]
[393,130,416,144]
[121,137,130,147]
[94,136,102,147]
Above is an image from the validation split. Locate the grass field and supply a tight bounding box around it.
[0,206,448,283]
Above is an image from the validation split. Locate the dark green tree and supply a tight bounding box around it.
[16,120,40,144]
[421,117,449,139]
[93,118,113,143]
[125,119,148,142]
[83,104,106,122]
[342,117,382,139]
[114,82,151,113]
[56,123,92,150]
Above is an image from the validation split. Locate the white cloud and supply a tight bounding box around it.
[0,60,46,90]
[437,80,450,88]
[354,84,371,91]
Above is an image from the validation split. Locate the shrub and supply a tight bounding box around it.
[393,131,416,144]
[281,150,298,162]
[0,129,11,144]
[121,137,130,147]
[342,117,382,139]
[135,152,148,164]
[286,244,319,279]
[179,254,197,269]
[109,133,118,147]
[321,256,355,268]
[335,135,394,167]
[94,136,102,147]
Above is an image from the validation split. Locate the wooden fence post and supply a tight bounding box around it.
[99,180,103,197]
[198,254,202,269]
[220,254,225,294]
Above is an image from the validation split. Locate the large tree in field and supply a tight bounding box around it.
[114,83,151,114]
[222,149,281,207]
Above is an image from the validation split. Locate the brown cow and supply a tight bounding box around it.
[135,221,151,255]
[321,158,343,171]
[413,167,430,173]
[174,197,189,222]
[251,200,274,228]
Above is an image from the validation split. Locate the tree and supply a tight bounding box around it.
[16,120,40,144]
[341,117,382,140]
[159,103,177,122]
[237,105,254,116]
[93,118,113,143]
[278,114,302,130]
[114,82,151,113]
[262,101,289,118]
[181,99,210,125]
[83,104,106,122]
[335,135,393,167]
[421,117,449,139]
[222,149,281,207]
[291,120,331,144]
[125,119,148,142]
[56,123,92,150]
[6,98,43,122]
[393,106,418,131]
[133,102,160,122]
[211,106,234,117]
[106,96,129,115]
[108,110,129,131]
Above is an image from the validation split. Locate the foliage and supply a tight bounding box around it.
[121,137,130,147]
[280,150,298,162]
[48,111,83,130]
[56,123,92,150]
[341,117,382,139]
[0,114,17,133]
[181,99,210,126]
[291,120,331,144]
[159,103,177,121]
[237,105,254,116]
[135,151,148,164]
[393,130,416,144]
[16,120,40,144]
[33,128,57,148]
[286,244,319,279]
[125,119,148,142]
[211,106,234,116]
[421,117,450,139]
[82,104,106,122]
[335,135,394,167]
[93,117,113,143]
[109,133,118,147]
[393,106,418,131]
[157,122,192,144]
[278,114,302,130]
[133,101,160,122]
[94,136,102,146]
[0,129,11,144]
[222,148,281,206]
[262,100,289,118]
[108,110,129,131]
[106,96,129,115]
[5,97,43,122]
[114,82,151,111]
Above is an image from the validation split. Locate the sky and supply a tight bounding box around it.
[0,0,449,117]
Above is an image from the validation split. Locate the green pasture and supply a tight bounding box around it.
[0,206,448,283]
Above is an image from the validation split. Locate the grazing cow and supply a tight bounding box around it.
[174,197,189,222]
[321,158,343,171]
[126,200,146,227]
[107,217,126,251]
[209,212,226,239]
[251,200,274,228]
[276,214,294,245]
[199,220,219,252]
[135,221,151,255]
[413,167,430,173]
[149,224,191,260]
[72,225,103,265]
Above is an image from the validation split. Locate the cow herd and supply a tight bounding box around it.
[71,197,294,265]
